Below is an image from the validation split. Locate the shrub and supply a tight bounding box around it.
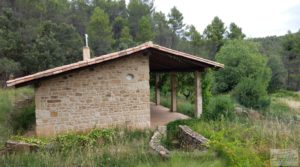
[203,95,235,120]
[233,78,270,109]
[202,69,213,114]
[9,103,35,134]
[214,40,271,93]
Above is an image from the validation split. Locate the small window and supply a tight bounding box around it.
[126,74,134,80]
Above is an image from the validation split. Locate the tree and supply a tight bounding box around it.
[227,23,245,40]
[92,0,127,22]
[168,6,184,36]
[112,16,127,40]
[168,6,185,48]
[68,0,91,35]
[87,7,114,56]
[267,55,287,92]
[185,25,203,55]
[23,21,83,73]
[152,12,172,47]
[136,16,153,43]
[116,26,134,50]
[128,0,153,39]
[203,16,226,58]
[283,30,300,90]
[0,8,25,63]
[214,40,271,93]
[0,58,20,87]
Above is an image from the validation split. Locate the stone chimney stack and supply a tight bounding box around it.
[83,34,90,61]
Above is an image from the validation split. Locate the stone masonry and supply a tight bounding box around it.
[35,54,150,136]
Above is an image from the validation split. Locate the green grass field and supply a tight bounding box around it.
[0,88,299,167]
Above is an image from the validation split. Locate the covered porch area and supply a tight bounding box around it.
[147,46,223,127]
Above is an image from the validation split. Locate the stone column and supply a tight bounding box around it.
[171,72,177,112]
[194,71,202,118]
[155,73,160,105]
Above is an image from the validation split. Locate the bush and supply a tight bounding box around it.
[9,103,35,134]
[233,78,270,109]
[214,40,271,93]
[203,95,235,120]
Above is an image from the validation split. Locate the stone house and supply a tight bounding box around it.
[7,42,223,136]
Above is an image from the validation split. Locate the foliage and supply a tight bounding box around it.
[201,70,213,114]
[167,115,300,167]
[0,58,20,87]
[128,0,153,39]
[233,78,270,109]
[267,55,288,92]
[136,16,154,43]
[203,95,235,120]
[0,88,34,145]
[203,16,226,58]
[9,103,35,134]
[282,30,300,90]
[214,40,271,93]
[87,7,114,56]
[153,12,173,47]
[116,26,135,50]
[168,6,185,48]
[227,23,245,40]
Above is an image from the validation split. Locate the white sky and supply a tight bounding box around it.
[146,0,300,38]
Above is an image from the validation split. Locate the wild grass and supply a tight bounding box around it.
[0,87,34,145]
[167,116,300,167]
[0,128,226,167]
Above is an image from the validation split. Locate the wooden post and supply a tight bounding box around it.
[171,72,177,112]
[155,73,160,105]
[194,71,202,118]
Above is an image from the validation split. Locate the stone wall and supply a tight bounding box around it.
[35,54,150,136]
[178,125,209,150]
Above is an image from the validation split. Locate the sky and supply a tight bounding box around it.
[147,0,300,38]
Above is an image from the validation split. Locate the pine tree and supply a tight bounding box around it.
[203,16,226,58]
[168,6,184,48]
[87,7,114,56]
[136,16,153,43]
[117,26,134,50]
[227,23,245,40]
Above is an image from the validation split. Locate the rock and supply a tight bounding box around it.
[178,125,209,151]
[149,126,170,158]
[1,140,39,154]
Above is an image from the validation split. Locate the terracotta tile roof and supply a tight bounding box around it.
[7,41,224,87]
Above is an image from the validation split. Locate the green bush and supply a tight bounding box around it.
[214,40,271,93]
[202,69,213,114]
[203,95,235,120]
[9,103,35,134]
[233,78,270,109]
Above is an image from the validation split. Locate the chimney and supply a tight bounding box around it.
[83,34,90,61]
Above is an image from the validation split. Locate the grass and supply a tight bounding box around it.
[165,90,300,167]
[262,90,300,121]
[1,88,299,166]
[0,128,226,167]
[0,87,34,145]
[167,117,300,167]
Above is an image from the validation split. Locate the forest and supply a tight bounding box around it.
[0,0,299,91]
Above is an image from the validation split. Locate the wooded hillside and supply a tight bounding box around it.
[0,0,299,90]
